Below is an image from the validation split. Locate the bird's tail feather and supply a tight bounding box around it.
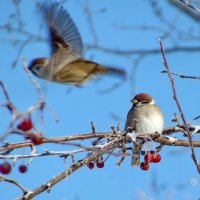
[97,65,127,79]
[131,143,143,166]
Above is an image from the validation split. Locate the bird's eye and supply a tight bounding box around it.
[34,65,41,71]
[142,101,149,104]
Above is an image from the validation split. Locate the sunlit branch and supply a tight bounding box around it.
[159,39,200,174]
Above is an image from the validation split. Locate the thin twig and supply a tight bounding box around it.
[0,81,17,114]
[179,0,200,13]
[82,0,99,44]
[0,149,86,160]
[162,70,200,79]
[0,175,28,194]
[22,58,45,102]
[193,115,200,121]
[90,121,96,133]
[159,39,200,173]
[169,0,200,22]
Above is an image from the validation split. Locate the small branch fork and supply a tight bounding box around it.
[161,70,200,80]
[0,175,28,194]
[159,39,200,173]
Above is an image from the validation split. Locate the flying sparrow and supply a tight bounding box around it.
[28,2,126,85]
[125,93,164,166]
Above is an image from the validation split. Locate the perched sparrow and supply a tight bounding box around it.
[28,2,126,85]
[125,93,164,166]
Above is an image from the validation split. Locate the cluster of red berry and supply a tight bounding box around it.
[0,161,27,175]
[140,152,161,171]
[0,119,32,175]
[17,118,44,145]
[0,118,43,175]
[87,157,104,169]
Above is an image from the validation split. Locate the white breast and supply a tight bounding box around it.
[134,105,164,134]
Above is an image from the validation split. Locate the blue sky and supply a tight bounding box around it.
[1,0,200,199]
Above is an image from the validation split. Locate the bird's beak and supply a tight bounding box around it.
[131,99,138,104]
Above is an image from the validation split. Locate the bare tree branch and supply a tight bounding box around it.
[16,137,123,200]
[159,39,200,173]
[85,44,200,56]
[0,175,28,194]
[169,0,200,22]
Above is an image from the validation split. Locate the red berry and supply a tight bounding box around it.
[87,162,94,169]
[96,157,104,168]
[96,162,104,168]
[17,118,33,131]
[0,161,11,174]
[31,135,43,145]
[140,162,149,171]
[19,165,27,173]
[152,154,161,163]
[144,153,153,163]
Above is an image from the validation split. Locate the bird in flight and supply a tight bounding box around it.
[28,2,126,85]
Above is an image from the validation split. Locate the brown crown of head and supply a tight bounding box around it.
[131,93,153,104]
[29,58,48,69]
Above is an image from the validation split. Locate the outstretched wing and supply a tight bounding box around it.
[39,2,83,80]
[41,2,83,56]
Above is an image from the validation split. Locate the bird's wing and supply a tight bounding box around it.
[41,2,83,57]
[125,108,137,131]
[125,108,142,166]
[40,2,83,80]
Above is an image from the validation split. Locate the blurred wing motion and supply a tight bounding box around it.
[41,2,83,56]
[53,58,127,84]
[40,2,83,80]
[31,2,126,85]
